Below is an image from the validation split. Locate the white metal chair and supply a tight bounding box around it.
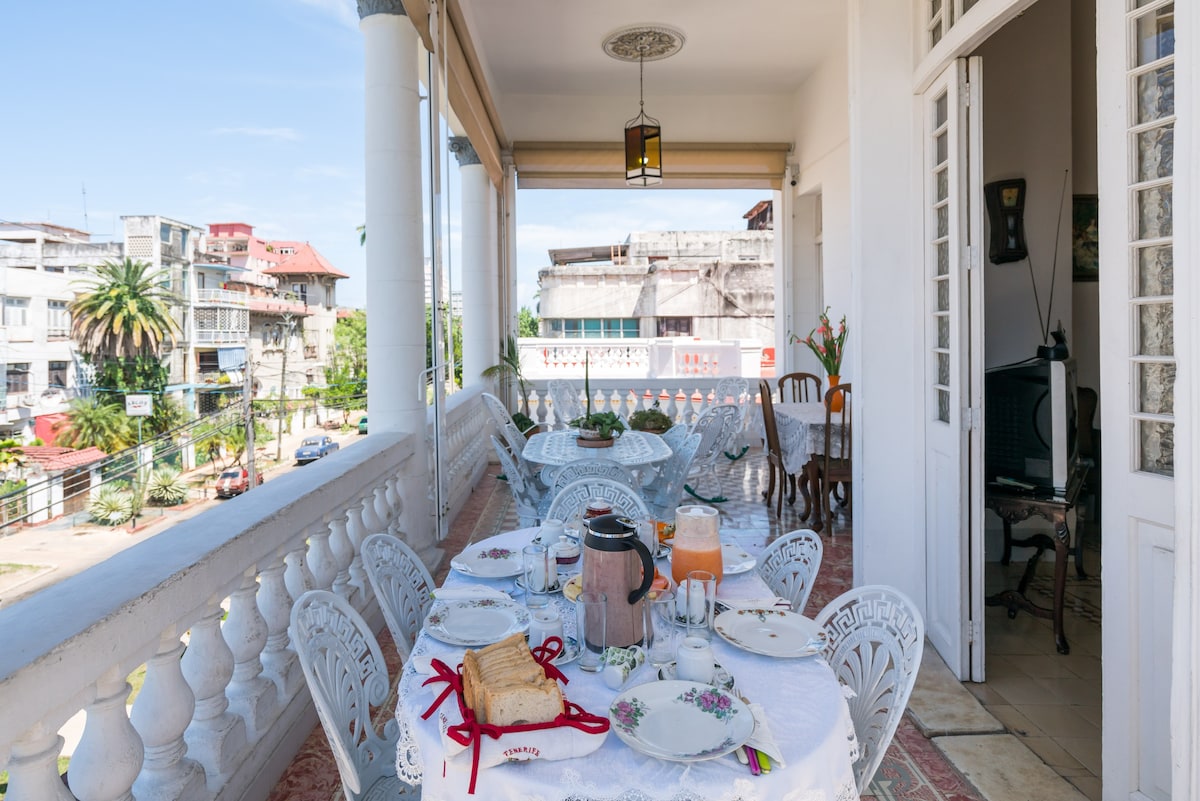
[482,391,530,455]
[290,590,419,801]
[539,458,640,518]
[361,532,435,662]
[814,585,925,794]
[643,432,702,520]
[545,477,650,523]
[660,422,690,453]
[684,404,741,502]
[710,377,752,459]
[756,529,823,614]
[547,379,585,429]
[491,435,545,527]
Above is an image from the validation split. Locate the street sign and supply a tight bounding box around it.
[126,394,154,417]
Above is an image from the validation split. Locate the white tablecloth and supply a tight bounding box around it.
[523,430,674,468]
[395,528,858,801]
[774,402,847,475]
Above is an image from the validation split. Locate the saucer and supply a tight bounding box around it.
[515,575,564,594]
[657,660,735,691]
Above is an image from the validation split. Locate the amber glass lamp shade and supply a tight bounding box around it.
[625,119,662,187]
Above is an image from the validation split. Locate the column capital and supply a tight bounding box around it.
[357,0,407,19]
[449,137,481,167]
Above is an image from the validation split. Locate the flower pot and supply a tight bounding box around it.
[827,374,844,413]
[577,428,615,448]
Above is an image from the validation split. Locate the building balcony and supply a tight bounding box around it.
[0,377,751,800]
[196,288,250,307]
[194,328,248,345]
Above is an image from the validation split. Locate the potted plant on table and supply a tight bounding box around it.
[628,402,672,435]
[568,355,626,446]
[791,306,848,411]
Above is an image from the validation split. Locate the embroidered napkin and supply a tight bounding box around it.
[431,586,511,602]
[743,702,787,768]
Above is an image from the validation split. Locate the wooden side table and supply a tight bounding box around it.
[984,468,1088,655]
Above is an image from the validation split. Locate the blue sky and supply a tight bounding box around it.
[4,1,767,311]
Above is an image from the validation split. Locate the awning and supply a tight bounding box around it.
[217,348,247,371]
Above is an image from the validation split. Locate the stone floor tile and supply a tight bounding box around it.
[934,734,1088,801]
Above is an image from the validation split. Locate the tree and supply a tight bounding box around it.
[481,334,531,415]
[0,439,25,475]
[518,306,540,337]
[54,399,133,453]
[331,309,367,379]
[69,258,181,399]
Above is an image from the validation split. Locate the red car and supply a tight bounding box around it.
[215,468,264,498]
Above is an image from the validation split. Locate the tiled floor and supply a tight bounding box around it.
[973,529,1103,800]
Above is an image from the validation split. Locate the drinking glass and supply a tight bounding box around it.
[636,516,658,557]
[576,591,607,672]
[682,569,717,642]
[522,544,552,609]
[644,589,678,667]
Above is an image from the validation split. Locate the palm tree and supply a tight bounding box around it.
[69,258,181,361]
[481,334,531,416]
[54,399,133,453]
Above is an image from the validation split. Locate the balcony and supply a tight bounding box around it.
[194,328,248,345]
[196,288,250,307]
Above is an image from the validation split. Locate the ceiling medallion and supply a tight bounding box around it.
[601,24,686,63]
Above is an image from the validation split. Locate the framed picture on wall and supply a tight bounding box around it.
[1072,195,1099,282]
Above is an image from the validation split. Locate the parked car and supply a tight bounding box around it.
[295,435,339,464]
[357,415,368,435]
[215,468,264,498]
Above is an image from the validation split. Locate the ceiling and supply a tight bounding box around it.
[455,1,847,146]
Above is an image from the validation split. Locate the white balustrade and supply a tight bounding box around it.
[71,670,143,801]
[5,729,75,801]
[224,569,276,742]
[130,631,206,801]
[306,519,338,590]
[524,377,735,430]
[258,554,302,700]
[518,338,762,380]
[329,515,354,599]
[182,601,245,782]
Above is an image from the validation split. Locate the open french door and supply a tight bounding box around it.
[922,57,986,681]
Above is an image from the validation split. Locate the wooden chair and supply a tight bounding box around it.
[1076,386,1100,521]
[814,585,924,794]
[813,382,852,531]
[777,372,822,403]
[758,379,792,517]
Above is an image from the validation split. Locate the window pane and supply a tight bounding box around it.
[937,389,950,423]
[937,316,949,348]
[1135,6,1174,66]
[935,93,947,128]
[936,204,949,238]
[1137,302,1174,356]
[1138,420,1174,476]
[1136,123,1174,181]
[936,167,949,202]
[936,241,949,276]
[1136,244,1173,296]
[936,277,949,312]
[937,352,950,386]
[935,132,948,165]
[1136,183,1173,239]
[1136,64,1174,123]
[1138,361,1175,415]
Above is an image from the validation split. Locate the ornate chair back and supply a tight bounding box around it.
[757,529,823,614]
[482,391,529,455]
[546,477,650,522]
[547,379,585,429]
[645,432,702,520]
[661,422,690,452]
[361,533,435,661]
[491,435,544,527]
[814,585,925,794]
[759,379,790,516]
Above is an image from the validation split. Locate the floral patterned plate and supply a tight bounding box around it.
[608,680,753,762]
[450,544,524,578]
[423,599,531,646]
[713,608,827,658]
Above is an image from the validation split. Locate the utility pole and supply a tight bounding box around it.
[275,314,295,463]
[245,360,256,488]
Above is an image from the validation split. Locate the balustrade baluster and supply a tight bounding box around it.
[372,484,390,528]
[344,502,369,596]
[258,553,303,699]
[5,728,73,801]
[283,544,313,603]
[182,601,246,783]
[359,492,383,534]
[306,519,338,590]
[384,474,399,512]
[329,514,354,598]
[223,568,277,741]
[130,630,206,800]
[69,670,143,801]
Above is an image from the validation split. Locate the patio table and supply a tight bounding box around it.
[523,429,673,469]
[394,526,859,801]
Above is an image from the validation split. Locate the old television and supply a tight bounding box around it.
[984,357,1079,496]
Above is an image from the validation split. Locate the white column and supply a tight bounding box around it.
[452,137,499,388]
[360,1,436,560]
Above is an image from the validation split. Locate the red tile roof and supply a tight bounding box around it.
[19,446,108,472]
[263,242,348,278]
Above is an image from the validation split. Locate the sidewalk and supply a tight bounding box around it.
[0,416,365,608]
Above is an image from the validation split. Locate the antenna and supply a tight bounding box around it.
[82,182,89,232]
[1042,169,1070,345]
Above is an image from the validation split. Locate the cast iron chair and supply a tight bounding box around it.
[491,434,545,527]
[361,532,435,662]
[814,585,924,794]
[643,432,703,521]
[547,379,585,429]
[757,529,823,614]
[545,477,650,523]
[684,404,741,503]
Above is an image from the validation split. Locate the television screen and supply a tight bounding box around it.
[985,358,1078,496]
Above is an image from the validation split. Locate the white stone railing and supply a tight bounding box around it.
[0,432,435,801]
[523,377,740,429]
[433,387,491,531]
[196,288,250,307]
[518,338,763,380]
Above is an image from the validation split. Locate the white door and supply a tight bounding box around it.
[1097,3,1177,797]
[922,57,986,681]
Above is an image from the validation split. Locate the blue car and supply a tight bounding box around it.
[295,435,339,464]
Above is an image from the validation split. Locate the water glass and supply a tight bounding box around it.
[576,591,608,672]
[683,569,717,642]
[636,516,658,556]
[522,544,553,609]
[644,589,678,667]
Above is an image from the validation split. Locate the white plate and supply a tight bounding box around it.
[423,599,531,646]
[657,661,735,692]
[713,608,827,658]
[450,544,524,578]
[720,542,757,575]
[609,680,753,762]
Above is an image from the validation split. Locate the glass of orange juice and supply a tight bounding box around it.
[671,505,723,586]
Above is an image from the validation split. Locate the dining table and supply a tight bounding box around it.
[523,429,674,469]
[773,402,849,532]
[394,526,859,801]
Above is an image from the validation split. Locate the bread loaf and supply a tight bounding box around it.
[461,633,563,726]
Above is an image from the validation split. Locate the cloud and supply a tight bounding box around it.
[210,127,302,142]
[293,0,358,30]
[294,164,353,180]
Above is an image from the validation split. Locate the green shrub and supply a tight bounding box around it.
[89,485,134,526]
[147,467,189,506]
